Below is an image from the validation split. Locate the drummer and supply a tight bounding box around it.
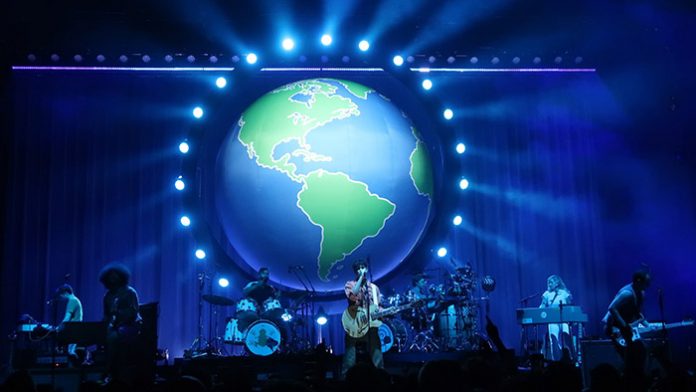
[243,267,278,306]
[406,274,439,330]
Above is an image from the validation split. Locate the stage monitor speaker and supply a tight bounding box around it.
[580,339,668,388]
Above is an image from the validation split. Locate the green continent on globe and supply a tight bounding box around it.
[409,127,434,198]
[297,170,396,280]
[237,79,371,182]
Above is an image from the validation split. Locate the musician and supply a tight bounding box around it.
[539,275,573,360]
[342,259,384,377]
[54,284,83,356]
[406,274,437,330]
[602,269,651,341]
[243,267,278,305]
[99,263,142,385]
[448,263,475,298]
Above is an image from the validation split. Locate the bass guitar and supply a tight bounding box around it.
[611,319,694,347]
[342,300,421,338]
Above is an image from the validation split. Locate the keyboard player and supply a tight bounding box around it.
[539,275,573,360]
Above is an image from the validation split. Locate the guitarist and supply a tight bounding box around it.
[341,259,384,378]
[602,269,651,342]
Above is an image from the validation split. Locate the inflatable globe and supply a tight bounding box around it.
[215,78,433,292]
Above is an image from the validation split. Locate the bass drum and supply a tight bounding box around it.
[244,320,282,356]
[378,318,412,353]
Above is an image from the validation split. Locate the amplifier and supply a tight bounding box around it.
[580,339,667,388]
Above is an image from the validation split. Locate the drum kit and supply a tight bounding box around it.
[214,295,304,356]
[377,265,486,353]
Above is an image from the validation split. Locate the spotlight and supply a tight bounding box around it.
[447,56,455,64]
[422,79,433,90]
[393,55,404,66]
[320,55,329,63]
[142,55,151,63]
[73,54,83,63]
[27,54,36,62]
[298,55,307,62]
[428,56,436,64]
[179,141,190,154]
[281,311,293,322]
[96,54,106,63]
[246,53,258,64]
[453,215,463,226]
[282,38,295,51]
[119,55,128,63]
[459,178,470,190]
[180,216,191,227]
[187,55,196,63]
[50,54,60,62]
[512,56,521,64]
[443,109,454,120]
[456,143,466,154]
[195,249,206,260]
[491,57,500,65]
[574,56,583,64]
[406,56,415,63]
[321,34,332,46]
[533,57,541,64]
[174,177,185,191]
[192,107,204,119]
[218,278,229,288]
[164,54,173,63]
[215,77,227,89]
[437,247,448,258]
[209,55,218,63]
[358,40,370,52]
[316,307,328,326]
[554,56,562,64]
[470,57,478,64]
[231,55,240,63]
[342,55,350,63]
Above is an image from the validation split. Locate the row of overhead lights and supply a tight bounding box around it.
[24,52,583,67]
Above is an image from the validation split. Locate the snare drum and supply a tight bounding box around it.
[224,318,244,343]
[244,320,282,356]
[261,298,283,320]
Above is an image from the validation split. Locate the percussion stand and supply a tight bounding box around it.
[298,266,318,345]
[188,272,209,356]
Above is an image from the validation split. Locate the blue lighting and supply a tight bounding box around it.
[215,77,227,89]
[456,143,466,154]
[358,40,370,52]
[393,55,404,66]
[321,34,332,46]
[174,177,185,191]
[437,247,448,258]
[180,216,191,227]
[443,109,454,120]
[459,178,470,190]
[281,311,293,322]
[246,53,258,64]
[195,249,206,260]
[453,215,463,226]
[316,316,328,326]
[192,107,204,119]
[282,38,295,51]
[422,79,433,90]
[179,142,190,154]
[218,278,229,288]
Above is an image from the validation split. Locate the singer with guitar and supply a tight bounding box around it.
[602,269,651,344]
[341,259,383,377]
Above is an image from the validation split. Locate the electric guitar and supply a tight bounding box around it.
[342,300,422,338]
[611,319,694,347]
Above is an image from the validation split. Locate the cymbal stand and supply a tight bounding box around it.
[188,272,210,356]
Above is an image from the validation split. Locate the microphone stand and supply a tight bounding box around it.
[298,266,318,345]
[290,266,312,349]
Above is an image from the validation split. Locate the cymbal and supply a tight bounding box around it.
[202,294,235,306]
